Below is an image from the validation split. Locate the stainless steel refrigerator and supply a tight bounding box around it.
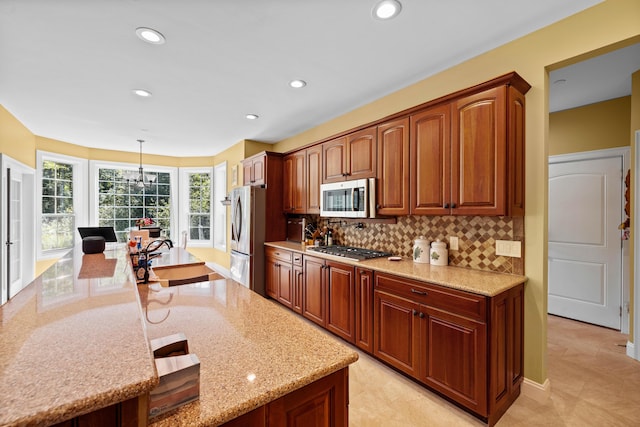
[229,185,266,296]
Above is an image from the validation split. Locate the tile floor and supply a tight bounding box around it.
[348,315,640,426]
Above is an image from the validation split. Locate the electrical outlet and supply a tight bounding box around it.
[449,236,459,251]
[496,240,521,258]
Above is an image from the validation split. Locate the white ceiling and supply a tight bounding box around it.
[0,0,606,157]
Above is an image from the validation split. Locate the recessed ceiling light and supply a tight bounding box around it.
[289,79,307,89]
[246,114,259,120]
[135,27,166,45]
[372,0,402,20]
[132,89,153,97]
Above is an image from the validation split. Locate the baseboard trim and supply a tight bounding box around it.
[521,377,551,403]
[627,340,637,360]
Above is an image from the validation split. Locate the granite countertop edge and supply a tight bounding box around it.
[265,241,527,297]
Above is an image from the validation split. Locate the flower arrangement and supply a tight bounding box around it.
[136,217,154,228]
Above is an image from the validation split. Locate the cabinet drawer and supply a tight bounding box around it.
[292,253,303,266]
[374,272,486,322]
[265,247,292,264]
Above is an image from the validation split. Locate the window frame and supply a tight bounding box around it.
[213,162,227,251]
[179,167,214,247]
[89,160,178,242]
[36,151,88,260]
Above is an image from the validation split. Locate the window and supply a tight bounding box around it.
[90,161,176,243]
[213,162,227,250]
[179,167,213,246]
[37,152,87,259]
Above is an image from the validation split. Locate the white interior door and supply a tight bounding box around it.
[7,168,23,298]
[548,153,623,329]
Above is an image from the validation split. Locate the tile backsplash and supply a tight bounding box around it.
[309,215,524,275]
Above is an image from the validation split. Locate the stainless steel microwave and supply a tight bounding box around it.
[320,178,376,218]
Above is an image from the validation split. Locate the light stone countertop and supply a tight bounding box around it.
[266,241,527,296]
[142,279,359,426]
[0,245,158,427]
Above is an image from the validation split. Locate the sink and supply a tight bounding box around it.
[151,262,224,287]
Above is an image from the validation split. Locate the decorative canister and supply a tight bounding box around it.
[412,236,430,264]
[430,240,448,266]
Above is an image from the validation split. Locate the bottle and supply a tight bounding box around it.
[327,230,333,246]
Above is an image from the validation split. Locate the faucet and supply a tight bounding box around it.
[134,239,174,284]
[144,238,173,254]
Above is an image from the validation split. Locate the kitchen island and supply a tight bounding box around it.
[0,244,357,426]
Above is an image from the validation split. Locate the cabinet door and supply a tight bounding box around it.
[267,368,348,427]
[252,156,266,186]
[277,262,294,310]
[507,86,526,217]
[355,268,373,353]
[326,261,355,343]
[420,306,487,415]
[410,104,451,215]
[303,256,326,327]
[283,152,306,213]
[265,257,279,299]
[243,161,253,186]
[451,86,506,216]
[322,137,348,183]
[377,118,409,216]
[306,146,322,214]
[292,265,304,314]
[347,126,377,180]
[373,290,420,377]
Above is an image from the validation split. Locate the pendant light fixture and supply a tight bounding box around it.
[125,139,156,188]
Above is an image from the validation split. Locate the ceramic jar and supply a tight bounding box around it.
[412,236,430,263]
[430,240,448,266]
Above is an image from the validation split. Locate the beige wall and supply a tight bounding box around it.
[273,0,640,384]
[0,105,36,167]
[549,96,631,156]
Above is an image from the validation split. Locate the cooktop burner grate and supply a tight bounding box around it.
[307,245,392,261]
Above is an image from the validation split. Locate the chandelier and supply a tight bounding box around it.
[125,139,156,188]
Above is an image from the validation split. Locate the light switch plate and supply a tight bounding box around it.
[496,240,521,258]
[449,236,458,251]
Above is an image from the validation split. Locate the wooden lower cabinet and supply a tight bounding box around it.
[325,261,355,343]
[221,368,349,427]
[303,255,355,344]
[265,247,293,309]
[373,271,523,425]
[354,267,374,353]
[266,246,524,426]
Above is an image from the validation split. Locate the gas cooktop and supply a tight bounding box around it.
[307,245,392,261]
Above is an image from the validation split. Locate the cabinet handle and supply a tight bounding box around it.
[451,203,457,209]
[412,309,418,316]
[419,312,425,318]
[443,203,449,209]
[411,288,428,296]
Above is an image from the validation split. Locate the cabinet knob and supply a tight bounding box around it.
[419,312,425,318]
[376,204,381,210]
[444,203,449,209]
[451,203,457,209]
[412,309,418,316]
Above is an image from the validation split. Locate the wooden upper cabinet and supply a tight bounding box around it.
[322,137,348,183]
[283,151,306,213]
[410,105,451,215]
[306,145,322,214]
[347,127,377,180]
[377,118,410,216]
[243,153,266,186]
[322,127,376,183]
[451,86,506,216]
[507,86,526,217]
